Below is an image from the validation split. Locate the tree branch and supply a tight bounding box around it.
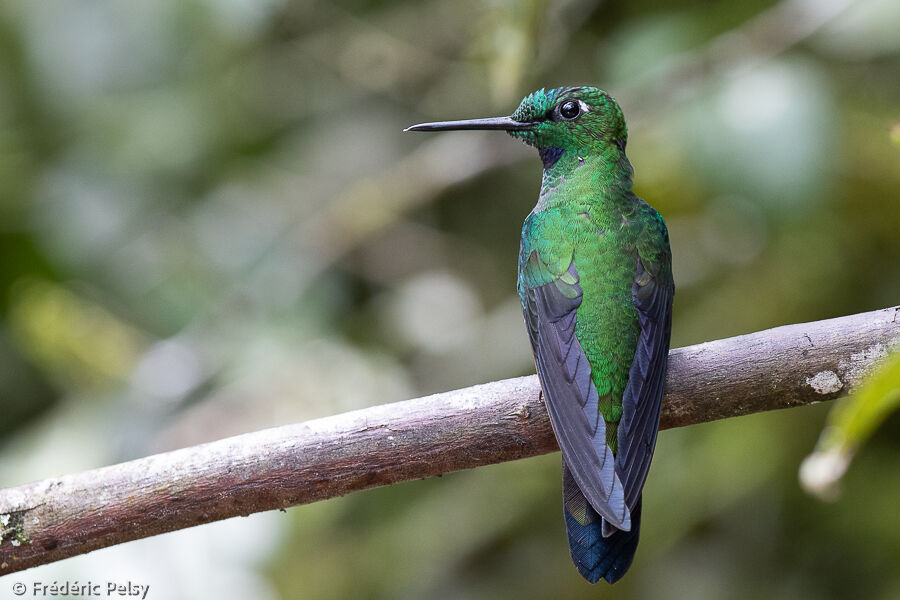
[1,306,898,574]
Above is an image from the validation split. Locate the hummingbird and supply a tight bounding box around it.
[405,86,673,584]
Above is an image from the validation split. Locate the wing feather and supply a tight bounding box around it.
[614,255,674,508]
[523,257,631,530]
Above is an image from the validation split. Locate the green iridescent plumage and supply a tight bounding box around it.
[406,86,673,584]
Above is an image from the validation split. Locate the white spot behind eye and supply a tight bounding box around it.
[557,99,590,121]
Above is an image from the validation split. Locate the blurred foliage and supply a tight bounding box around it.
[801,350,900,501]
[9,279,147,389]
[0,0,898,598]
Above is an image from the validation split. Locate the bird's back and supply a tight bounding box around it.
[518,176,650,447]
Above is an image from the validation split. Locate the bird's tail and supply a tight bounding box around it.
[562,462,642,584]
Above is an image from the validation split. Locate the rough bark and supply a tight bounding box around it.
[1,306,898,574]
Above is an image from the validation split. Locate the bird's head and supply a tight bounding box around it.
[405,86,628,167]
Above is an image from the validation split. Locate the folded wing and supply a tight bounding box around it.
[521,257,630,530]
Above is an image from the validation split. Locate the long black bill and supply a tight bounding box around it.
[404,116,533,132]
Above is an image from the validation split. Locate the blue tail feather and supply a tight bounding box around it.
[563,463,642,584]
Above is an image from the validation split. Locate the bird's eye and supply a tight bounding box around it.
[558,100,580,120]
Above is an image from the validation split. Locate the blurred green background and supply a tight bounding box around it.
[1,0,899,598]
